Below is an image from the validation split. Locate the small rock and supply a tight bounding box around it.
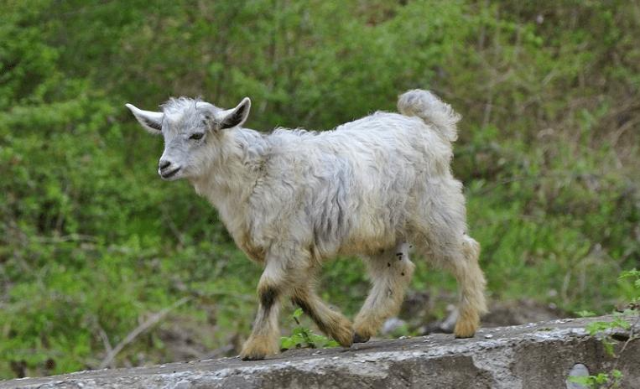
[484,334,494,339]
[566,363,589,389]
[382,317,407,335]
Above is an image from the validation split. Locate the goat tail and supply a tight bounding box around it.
[397,89,460,142]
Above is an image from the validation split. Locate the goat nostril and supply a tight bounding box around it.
[159,160,171,170]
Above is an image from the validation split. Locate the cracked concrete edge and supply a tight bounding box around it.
[1,315,639,389]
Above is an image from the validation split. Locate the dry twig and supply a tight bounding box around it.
[98,297,191,369]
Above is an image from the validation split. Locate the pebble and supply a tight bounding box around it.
[484,334,494,339]
[566,363,590,389]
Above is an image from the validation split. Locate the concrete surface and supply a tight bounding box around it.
[1,315,638,389]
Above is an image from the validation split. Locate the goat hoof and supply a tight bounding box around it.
[240,336,277,360]
[241,353,266,361]
[454,320,478,338]
[352,332,370,344]
[240,347,269,360]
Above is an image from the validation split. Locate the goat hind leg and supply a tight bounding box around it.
[353,243,415,343]
[426,234,487,338]
[450,235,487,338]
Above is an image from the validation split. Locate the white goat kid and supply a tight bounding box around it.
[126,90,487,360]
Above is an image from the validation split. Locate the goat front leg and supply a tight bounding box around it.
[240,257,290,360]
[240,249,313,360]
[353,243,415,343]
[291,275,354,348]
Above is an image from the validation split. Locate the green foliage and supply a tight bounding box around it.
[585,312,633,358]
[280,308,339,350]
[1,0,639,379]
[620,269,640,300]
[568,370,623,389]
[569,270,640,388]
[585,269,640,359]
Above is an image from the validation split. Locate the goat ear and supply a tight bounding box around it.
[125,103,164,134]
[219,97,251,130]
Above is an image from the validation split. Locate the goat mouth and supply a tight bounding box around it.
[160,167,181,179]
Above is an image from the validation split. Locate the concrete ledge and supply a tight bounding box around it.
[1,316,638,389]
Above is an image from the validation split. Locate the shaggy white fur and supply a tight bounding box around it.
[126,89,487,360]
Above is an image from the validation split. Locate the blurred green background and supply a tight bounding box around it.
[1,0,639,379]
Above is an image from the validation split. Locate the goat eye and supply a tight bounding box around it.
[189,133,204,140]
